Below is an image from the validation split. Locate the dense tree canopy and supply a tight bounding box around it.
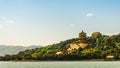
[1,32,120,61]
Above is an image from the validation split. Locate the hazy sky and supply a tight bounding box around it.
[0,0,120,46]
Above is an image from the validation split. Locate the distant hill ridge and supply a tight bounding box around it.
[0,45,41,56]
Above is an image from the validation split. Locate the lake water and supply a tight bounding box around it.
[0,61,120,68]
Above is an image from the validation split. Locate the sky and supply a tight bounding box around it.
[0,0,120,46]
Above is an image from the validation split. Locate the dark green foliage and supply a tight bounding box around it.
[1,33,120,61]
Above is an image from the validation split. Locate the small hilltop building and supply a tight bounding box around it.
[67,30,89,51]
[92,32,102,38]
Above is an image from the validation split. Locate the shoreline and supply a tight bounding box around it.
[0,59,119,62]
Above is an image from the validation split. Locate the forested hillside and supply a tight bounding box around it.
[1,31,120,61]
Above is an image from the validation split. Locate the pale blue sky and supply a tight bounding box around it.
[0,0,120,46]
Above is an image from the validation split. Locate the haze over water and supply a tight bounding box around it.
[0,61,120,68]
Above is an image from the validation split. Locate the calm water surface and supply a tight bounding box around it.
[0,61,120,68]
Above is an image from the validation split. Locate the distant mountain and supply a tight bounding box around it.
[0,45,41,56]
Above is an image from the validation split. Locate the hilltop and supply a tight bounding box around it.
[1,31,120,61]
